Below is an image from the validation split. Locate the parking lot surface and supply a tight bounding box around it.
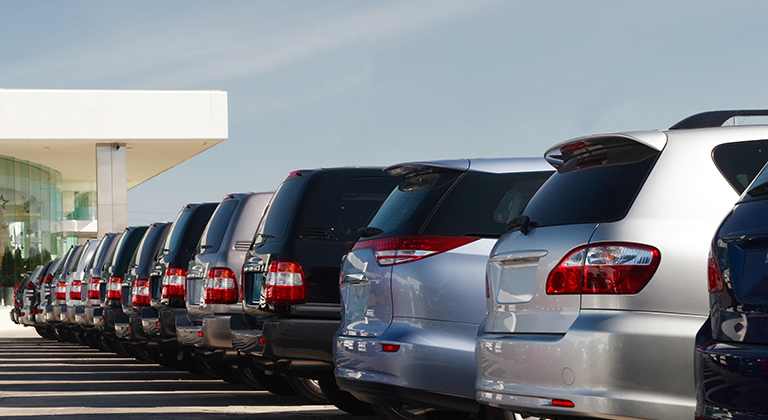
[0,315,370,419]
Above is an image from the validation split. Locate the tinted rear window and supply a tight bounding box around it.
[524,149,658,227]
[252,177,305,245]
[198,199,239,253]
[332,178,396,242]
[713,140,768,194]
[163,208,194,254]
[370,170,552,238]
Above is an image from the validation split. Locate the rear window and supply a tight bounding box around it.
[198,199,239,253]
[252,176,305,245]
[163,208,194,255]
[369,170,552,238]
[332,178,396,242]
[524,146,658,227]
[713,140,768,194]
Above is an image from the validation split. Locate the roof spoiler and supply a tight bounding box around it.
[670,109,768,130]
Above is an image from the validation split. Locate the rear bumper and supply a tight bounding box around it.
[83,306,103,328]
[334,318,482,412]
[476,310,706,420]
[230,314,264,356]
[65,305,83,326]
[178,314,235,349]
[262,317,339,364]
[176,315,203,347]
[695,322,768,419]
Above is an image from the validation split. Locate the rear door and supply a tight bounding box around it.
[485,135,662,333]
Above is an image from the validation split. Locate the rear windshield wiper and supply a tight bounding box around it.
[508,215,537,235]
[462,233,501,239]
[357,227,383,238]
[747,181,768,197]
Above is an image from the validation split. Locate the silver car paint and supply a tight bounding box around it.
[477,125,768,419]
[335,157,553,404]
[178,192,272,349]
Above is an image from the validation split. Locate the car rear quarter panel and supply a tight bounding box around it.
[583,132,743,315]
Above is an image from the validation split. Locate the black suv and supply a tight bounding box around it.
[140,202,217,363]
[233,167,400,414]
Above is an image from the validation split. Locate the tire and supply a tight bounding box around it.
[372,404,473,420]
[234,366,295,395]
[317,375,375,415]
[194,357,242,384]
[287,375,329,404]
[34,326,52,339]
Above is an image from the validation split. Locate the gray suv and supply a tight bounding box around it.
[176,192,272,383]
[477,110,768,420]
[334,158,552,419]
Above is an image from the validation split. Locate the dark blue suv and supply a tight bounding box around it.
[696,161,768,419]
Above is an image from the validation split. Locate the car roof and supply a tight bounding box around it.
[386,157,552,176]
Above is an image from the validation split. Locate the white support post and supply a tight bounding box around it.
[96,143,127,236]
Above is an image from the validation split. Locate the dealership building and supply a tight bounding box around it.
[0,89,227,260]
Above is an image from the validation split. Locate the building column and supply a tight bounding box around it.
[96,143,127,236]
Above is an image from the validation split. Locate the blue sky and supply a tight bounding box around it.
[2,1,768,224]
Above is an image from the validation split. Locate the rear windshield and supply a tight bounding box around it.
[198,199,239,254]
[713,140,768,195]
[132,225,166,269]
[163,208,194,255]
[369,170,552,238]
[524,146,659,227]
[332,178,395,242]
[252,176,305,246]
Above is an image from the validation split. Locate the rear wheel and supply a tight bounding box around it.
[317,375,375,415]
[373,405,474,420]
[195,357,242,384]
[233,366,295,395]
[287,375,329,404]
[34,326,53,339]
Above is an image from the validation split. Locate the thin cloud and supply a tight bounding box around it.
[0,0,501,88]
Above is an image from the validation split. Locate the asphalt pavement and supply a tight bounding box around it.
[0,307,373,419]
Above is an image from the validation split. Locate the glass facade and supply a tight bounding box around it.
[0,155,95,287]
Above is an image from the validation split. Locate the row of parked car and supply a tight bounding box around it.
[10,109,768,420]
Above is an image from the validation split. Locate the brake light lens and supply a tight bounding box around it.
[265,261,306,304]
[45,274,54,284]
[161,268,186,299]
[26,281,35,290]
[353,236,478,266]
[69,280,82,300]
[708,248,724,293]
[106,277,123,301]
[55,282,67,300]
[131,279,150,306]
[87,277,101,300]
[204,268,238,304]
[547,243,660,295]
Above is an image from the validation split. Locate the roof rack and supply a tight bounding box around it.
[670,110,768,130]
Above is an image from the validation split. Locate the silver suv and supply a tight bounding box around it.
[477,110,768,420]
[334,158,553,418]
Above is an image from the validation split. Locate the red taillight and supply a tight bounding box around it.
[552,399,575,408]
[26,281,35,290]
[45,274,54,284]
[204,268,238,304]
[353,236,478,266]
[106,277,123,301]
[87,277,101,300]
[131,279,150,307]
[381,344,400,352]
[546,243,661,295]
[161,268,186,299]
[69,280,82,300]
[708,248,724,293]
[265,261,306,304]
[55,282,67,300]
